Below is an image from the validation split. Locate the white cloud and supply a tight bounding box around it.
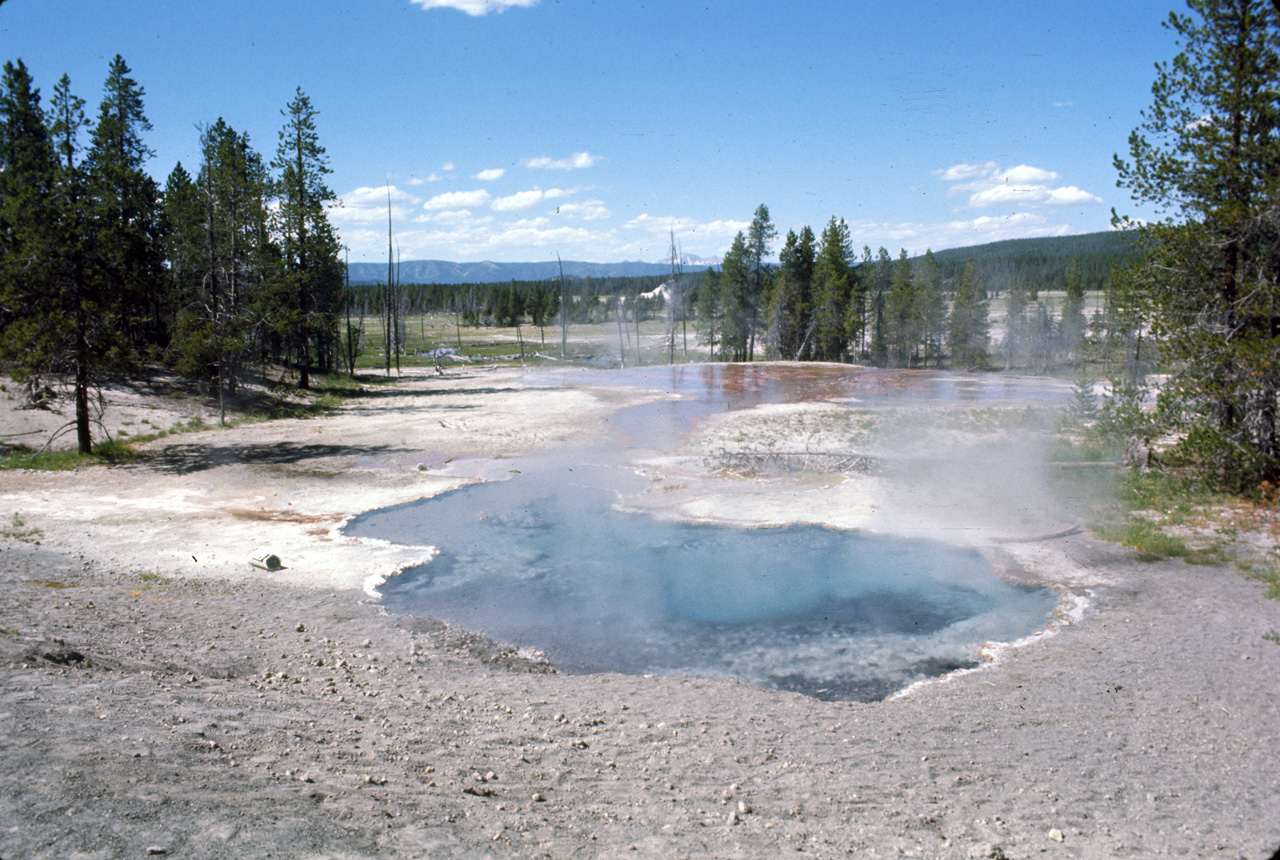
[933,162,999,182]
[624,213,749,241]
[419,209,476,225]
[1047,186,1103,205]
[330,185,421,224]
[936,161,1102,209]
[523,151,601,170]
[422,189,492,210]
[408,177,425,186]
[442,162,455,171]
[968,184,1049,207]
[999,164,1059,185]
[554,200,611,221]
[492,187,572,212]
[409,0,538,15]
[473,168,506,181]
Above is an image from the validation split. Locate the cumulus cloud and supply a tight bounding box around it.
[554,200,611,221]
[934,162,999,182]
[935,161,1102,209]
[422,189,493,210]
[473,168,506,181]
[330,185,421,224]
[523,151,601,170]
[418,209,476,225]
[409,0,538,15]
[624,213,749,241]
[492,187,572,212]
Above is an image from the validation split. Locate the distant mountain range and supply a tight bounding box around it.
[345,257,716,286]
[344,233,1137,287]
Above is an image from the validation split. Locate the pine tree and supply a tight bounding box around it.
[868,247,892,365]
[718,233,751,361]
[811,217,854,362]
[1115,0,1280,487]
[1060,257,1086,366]
[0,61,137,453]
[916,250,947,367]
[744,204,776,361]
[272,87,341,389]
[1004,276,1029,371]
[884,249,918,367]
[948,260,990,369]
[695,267,721,358]
[0,60,61,401]
[769,227,815,359]
[169,120,273,419]
[86,55,164,349]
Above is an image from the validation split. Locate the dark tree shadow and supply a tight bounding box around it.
[146,442,415,475]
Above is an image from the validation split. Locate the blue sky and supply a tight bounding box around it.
[2,0,1176,264]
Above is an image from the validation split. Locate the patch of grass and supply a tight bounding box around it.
[1,513,42,542]
[92,436,143,464]
[1264,629,1280,644]
[1090,515,1227,564]
[1238,561,1280,600]
[137,570,164,582]
[1117,470,1229,518]
[0,446,86,471]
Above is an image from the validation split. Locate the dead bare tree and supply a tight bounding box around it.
[385,184,393,376]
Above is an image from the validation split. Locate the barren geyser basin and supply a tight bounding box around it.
[348,365,1066,702]
[2,363,1279,860]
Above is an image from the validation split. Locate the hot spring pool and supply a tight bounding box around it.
[346,461,1058,701]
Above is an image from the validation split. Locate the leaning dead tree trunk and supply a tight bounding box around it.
[385,185,394,376]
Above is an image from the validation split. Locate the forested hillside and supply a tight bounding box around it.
[926,231,1140,296]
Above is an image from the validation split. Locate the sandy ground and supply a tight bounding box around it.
[1,365,1279,859]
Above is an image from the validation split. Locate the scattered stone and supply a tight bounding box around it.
[1048,828,1065,843]
[295,623,306,633]
[968,844,1007,860]
[532,793,546,802]
[463,785,495,798]
[145,848,168,856]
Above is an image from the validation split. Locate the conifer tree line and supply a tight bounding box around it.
[691,204,1108,372]
[1111,0,1280,489]
[0,55,344,450]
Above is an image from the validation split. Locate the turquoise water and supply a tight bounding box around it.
[347,457,1058,701]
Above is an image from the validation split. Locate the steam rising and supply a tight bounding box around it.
[348,365,1074,701]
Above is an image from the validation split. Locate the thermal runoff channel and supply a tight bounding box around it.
[347,458,1058,702]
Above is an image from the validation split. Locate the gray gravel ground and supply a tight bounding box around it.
[2,532,1279,860]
